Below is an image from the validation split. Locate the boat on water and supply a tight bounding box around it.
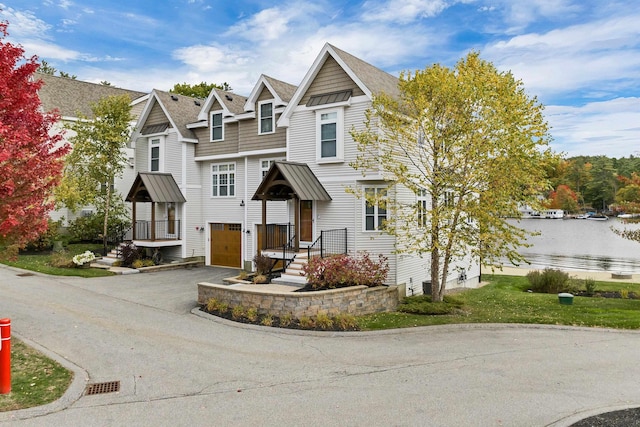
[586,214,608,221]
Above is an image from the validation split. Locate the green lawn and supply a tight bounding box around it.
[0,243,114,277]
[0,338,73,412]
[358,275,640,330]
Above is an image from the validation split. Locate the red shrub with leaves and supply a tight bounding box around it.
[0,21,69,254]
[303,252,389,290]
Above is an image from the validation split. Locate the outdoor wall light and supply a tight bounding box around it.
[240,200,245,207]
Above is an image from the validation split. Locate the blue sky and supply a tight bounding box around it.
[2,0,639,158]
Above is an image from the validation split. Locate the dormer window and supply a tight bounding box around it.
[210,111,223,142]
[259,101,274,134]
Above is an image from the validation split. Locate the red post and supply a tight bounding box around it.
[0,318,10,394]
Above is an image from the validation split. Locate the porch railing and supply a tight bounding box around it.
[125,220,182,241]
[307,228,347,259]
[261,223,293,251]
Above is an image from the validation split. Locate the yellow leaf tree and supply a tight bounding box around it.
[351,52,556,301]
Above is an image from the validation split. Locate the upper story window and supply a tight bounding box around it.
[259,101,274,134]
[149,137,162,172]
[260,158,285,179]
[316,108,343,163]
[417,188,428,227]
[211,163,235,197]
[364,187,388,231]
[210,112,223,142]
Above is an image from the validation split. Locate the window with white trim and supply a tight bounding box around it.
[211,163,235,197]
[258,101,274,134]
[364,187,387,231]
[417,188,428,227]
[210,112,223,141]
[149,137,162,172]
[260,158,284,179]
[316,108,343,162]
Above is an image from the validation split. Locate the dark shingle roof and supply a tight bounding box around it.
[328,44,400,98]
[36,73,147,118]
[263,75,297,103]
[152,90,202,139]
[212,88,248,115]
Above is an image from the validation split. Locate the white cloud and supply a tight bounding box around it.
[484,13,640,99]
[546,97,640,157]
[361,0,450,23]
[0,5,51,39]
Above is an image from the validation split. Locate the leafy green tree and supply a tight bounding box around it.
[351,52,554,301]
[170,81,232,98]
[584,156,617,211]
[57,95,133,254]
[547,185,578,213]
[564,157,592,208]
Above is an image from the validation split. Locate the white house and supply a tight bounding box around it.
[127,44,481,294]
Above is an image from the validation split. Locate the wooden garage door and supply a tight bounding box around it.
[210,223,241,268]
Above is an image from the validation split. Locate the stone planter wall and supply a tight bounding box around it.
[197,283,399,319]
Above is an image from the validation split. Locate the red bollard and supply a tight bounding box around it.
[0,318,10,394]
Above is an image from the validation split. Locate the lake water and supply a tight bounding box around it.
[502,218,640,273]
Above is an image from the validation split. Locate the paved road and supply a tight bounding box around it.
[1,264,639,426]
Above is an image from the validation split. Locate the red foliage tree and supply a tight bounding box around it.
[0,21,69,255]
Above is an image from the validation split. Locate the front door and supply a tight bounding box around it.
[300,200,313,242]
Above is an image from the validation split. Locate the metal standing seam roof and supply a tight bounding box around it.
[307,90,352,107]
[126,172,186,203]
[252,161,332,201]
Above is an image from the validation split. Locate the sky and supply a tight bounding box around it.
[2,0,639,158]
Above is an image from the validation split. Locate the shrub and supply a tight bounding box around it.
[217,301,229,314]
[206,298,219,312]
[49,250,73,268]
[72,250,96,266]
[132,259,144,269]
[398,294,464,315]
[526,268,570,294]
[119,243,144,268]
[231,305,245,320]
[24,219,60,252]
[246,307,259,322]
[315,313,334,330]
[253,254,273,275]
[298,316,315,329]
[261,314,274,326]
[279,313,293,327]
[333,314,359,331]
[252,274,268,284]
[584,278,597,295]
[303,252,389,290]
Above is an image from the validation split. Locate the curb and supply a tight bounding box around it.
[0,333,88,422]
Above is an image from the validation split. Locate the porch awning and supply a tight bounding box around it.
[252,161,332,202]
[126,172,186,203]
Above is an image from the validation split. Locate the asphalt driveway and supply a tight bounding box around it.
[0,264,639,426]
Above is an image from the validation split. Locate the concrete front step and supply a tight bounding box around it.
[95,256,119,266]
[272,274,307,286]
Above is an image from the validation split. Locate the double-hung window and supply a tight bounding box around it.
[149,137,162,172]
[210,112,223,141]
[259,101,274,134]
[316,108,343,162]
[364,187,388,231]
[417,188,428,227]
[211,163,235,197]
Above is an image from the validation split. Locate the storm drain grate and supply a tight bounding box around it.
[85,381,120,396]
[16,273,34,277]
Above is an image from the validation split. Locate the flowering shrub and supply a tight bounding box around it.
[72,250,96,266]
[303,252,389,290]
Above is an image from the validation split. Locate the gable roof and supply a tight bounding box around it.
[126,172,186,203]
[136,90,202,142]
[243,74,297,111]
[36,73,147,119]
[279,43,399,126]
[252,161,331,201]
[197,88,248,121]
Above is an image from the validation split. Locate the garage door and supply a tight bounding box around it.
[210,223,242,268]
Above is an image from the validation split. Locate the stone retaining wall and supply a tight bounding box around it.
[197,283,399,319]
